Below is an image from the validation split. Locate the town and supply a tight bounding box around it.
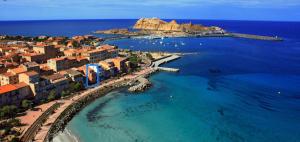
[0,34,177,142]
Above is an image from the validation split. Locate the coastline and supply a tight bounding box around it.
[32,54,180,142]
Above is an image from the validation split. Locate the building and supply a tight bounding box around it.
[33,45,59,59]
[47,57,88,72]
[19,71,40,85]
[59,69,84,84]
[0,47,14,54]
[0,72,18,86]
[30,73,70,101]
[99,60,118,78]
[77,65,98,84]
[19,62,40,73]
[82,48,108,63]
[0,82,32,106]
[22,53,46,63]
[0,67,27,85]
[100,44,118,58]
[111,57,128,73]
[8,67,27,75]
[47,57,74,72]
[42,73,70,93]
[82,45,118,63]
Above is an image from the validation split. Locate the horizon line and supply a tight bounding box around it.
[0,18,300,23]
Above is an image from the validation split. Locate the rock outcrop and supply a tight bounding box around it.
[128,77,152,92]
[133,18,222,33]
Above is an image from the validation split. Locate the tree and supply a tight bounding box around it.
[21,100,33,109]
[9,118,21,127]
[129,54,141,68]
[0,105,18,118]
[47,90,56,101]
[61,90,70,97]
[74,82,82,91]
[70,82,83,92]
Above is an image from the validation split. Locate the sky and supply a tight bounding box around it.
[0,0,300,21]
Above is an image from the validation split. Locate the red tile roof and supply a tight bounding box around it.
[23,71,39,77]
[0,82,28,95]
[9,67,27,74]
[1,72,15,77]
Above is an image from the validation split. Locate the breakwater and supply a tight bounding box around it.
[157,67,179,72]
[230,33,283,41]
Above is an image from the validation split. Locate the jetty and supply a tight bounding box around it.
[150,54,181,72]
[157,67,179,72]
[230,33,283,41]
[152,54,181,67]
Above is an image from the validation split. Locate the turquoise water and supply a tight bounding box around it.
[58,72,300,142]
[58,37,300,142]
[1,20,299,142]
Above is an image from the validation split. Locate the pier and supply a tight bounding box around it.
[150,54,181,72]
[152,55,181,67]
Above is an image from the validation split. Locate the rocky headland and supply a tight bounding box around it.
[133,18,224,34]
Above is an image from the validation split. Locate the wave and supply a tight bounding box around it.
[52,128,80,142]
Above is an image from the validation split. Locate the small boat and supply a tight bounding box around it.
[160,41,163,44]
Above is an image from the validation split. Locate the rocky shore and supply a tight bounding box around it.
[128,77,152,92]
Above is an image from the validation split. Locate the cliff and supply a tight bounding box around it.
[133,18,221,33]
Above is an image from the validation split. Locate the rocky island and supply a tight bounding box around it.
[95,18,226,38]
[133,18,225,36]
[95,17,282,41]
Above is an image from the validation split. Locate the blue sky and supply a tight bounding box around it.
[0,0,300,21]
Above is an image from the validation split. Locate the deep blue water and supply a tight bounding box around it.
[1,20,300,142]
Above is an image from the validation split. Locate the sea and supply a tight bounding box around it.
[1,19,300,142]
